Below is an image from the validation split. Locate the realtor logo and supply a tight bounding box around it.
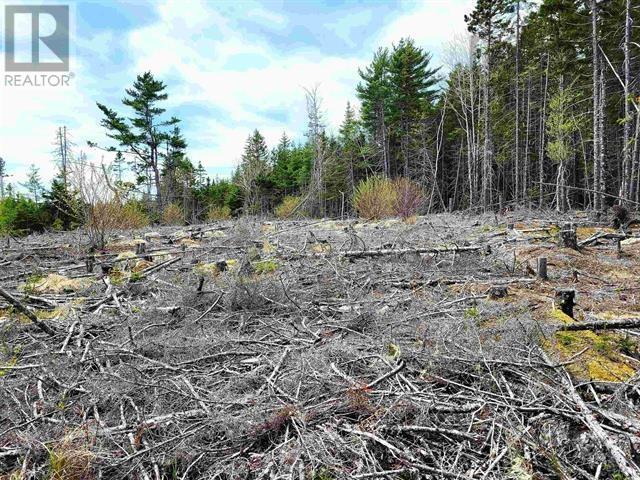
[4,5,69,72]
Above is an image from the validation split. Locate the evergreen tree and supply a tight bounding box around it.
[357,48,392,176]
[95,71,180,212]
[20,164,44,203]
[388,38,440,177]
[236,130,271,213]
[466,0,514,209]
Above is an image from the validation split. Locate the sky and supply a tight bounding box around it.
[0,0,474,190]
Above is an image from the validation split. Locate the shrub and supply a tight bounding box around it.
[161,203,184,225]
[207,205,232,221]
[275,195,306,219]
[121,201,150,229]
[353,176,396,220]
[392,177,425,219]
[85,201,149,249]
[353,176,425,220]
[0,196,52,236]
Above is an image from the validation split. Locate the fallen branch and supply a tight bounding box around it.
[558,317,640,332]
[0,285,55,336]
[319,245,484,258]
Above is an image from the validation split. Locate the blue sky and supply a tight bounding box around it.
[0,0,474,189]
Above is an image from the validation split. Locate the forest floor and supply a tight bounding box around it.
[1,210,640,479]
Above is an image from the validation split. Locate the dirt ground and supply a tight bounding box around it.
[1,210,639,479]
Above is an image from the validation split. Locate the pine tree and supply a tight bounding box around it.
[95,72,180,212]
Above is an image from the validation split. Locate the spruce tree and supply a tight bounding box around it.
[357,48,392,176]
[20,165,44,204]
[388,38,440,177]
[236,130,270,213]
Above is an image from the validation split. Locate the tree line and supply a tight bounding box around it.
[1,0,638,236]
[225,0,640,217]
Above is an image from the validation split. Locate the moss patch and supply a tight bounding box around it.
[546,308,636,382]
[254,259,279,275]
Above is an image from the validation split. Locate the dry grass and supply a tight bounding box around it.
[207,205,232,221]
[45,430,95,480]
[275,196,306,219]
[161,203,184,225]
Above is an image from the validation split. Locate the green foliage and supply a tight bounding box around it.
[546,81,580,165]
[197,178,242,217]
[357,38,439,177]
[0,195,52,236]
[269,133,312,195]
[254,259,279,275]
[464,306,480,319]
[44,177,82,230]
[20,164,44,203]
[95,71,181,210]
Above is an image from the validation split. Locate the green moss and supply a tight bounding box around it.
[0,356,17,377]
[386,343,401,359]
[556,332,574,346]
[464,306,479,319]
[544,308,636,382]
[129,272,142,283]
[254,259,279,275]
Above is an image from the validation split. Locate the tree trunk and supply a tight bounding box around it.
[523,74,531,203]
[482,31,493,211]
[514,0,521,205]
[592,0,604,212]
[620,0,632,202]
[539,54,550,208]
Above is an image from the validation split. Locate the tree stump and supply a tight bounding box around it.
[558,223,578,250]
[448,197,454,213]
[537,257,548,280]
[555,289,575,318]
[488,285,508,299]
[86,255,95,274]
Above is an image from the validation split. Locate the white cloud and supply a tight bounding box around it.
[0,0,476,189]
[376,0,474,59]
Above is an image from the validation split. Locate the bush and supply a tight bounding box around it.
[353,176,397,220]
[353,176,425,220]
[392,177,425,219]
[121,201,150,229]
[85,200,149,249]
[207,205,232,221]
[161,203,184,225]
[0,196,52,236]
[275,195,306,219]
